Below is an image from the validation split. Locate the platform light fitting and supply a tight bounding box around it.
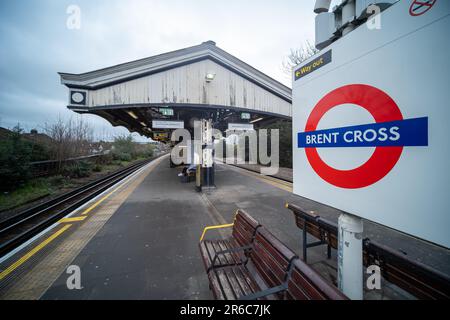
[250,117,264,124]
[140,122,147,127]
[127,111,138,119]
[205,73,216,82]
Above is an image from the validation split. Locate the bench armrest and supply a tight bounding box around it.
[199,223,234,242]
[199,210,241,242]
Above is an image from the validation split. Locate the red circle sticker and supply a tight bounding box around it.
[304,84,404,189]
[409,0,436,16]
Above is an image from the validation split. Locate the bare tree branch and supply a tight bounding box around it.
[282,40,319,76]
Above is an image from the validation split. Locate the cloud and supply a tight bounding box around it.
[0,0,316,142]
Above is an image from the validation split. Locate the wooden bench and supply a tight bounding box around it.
[199,210,347,300]
[199,209,261,272]
[363,239,450,300]
[286,202,450,300]
[288,203,338,263]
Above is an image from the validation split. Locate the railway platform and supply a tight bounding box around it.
[0,155,448,300]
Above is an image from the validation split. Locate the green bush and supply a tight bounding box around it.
[96,152,113,165]
[111,135,155,161]
[113,152,132,162]
[62,160,92,178]
[259,120,292,169]
[0,178,52,211]
[47,175,65,186]
[111,135,134,161]
[144,144,155,158]
[0,125,33,191]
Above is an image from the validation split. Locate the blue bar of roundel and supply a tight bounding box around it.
[298,117,428,148]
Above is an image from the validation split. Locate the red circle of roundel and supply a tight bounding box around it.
[304,84,404,189]
[409,0,436,17]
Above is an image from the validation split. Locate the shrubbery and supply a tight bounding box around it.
[260,120,292,169]
[62,160,93,178]
[0,126,157,193]
[0,126,33,190]
[113,152,132,162]
[111,135,155,162]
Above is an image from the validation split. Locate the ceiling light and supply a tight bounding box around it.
[127,111,138,119]
[250,117,264,124]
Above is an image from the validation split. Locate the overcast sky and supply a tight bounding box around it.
[0,0,339,142]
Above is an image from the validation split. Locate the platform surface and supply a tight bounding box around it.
[0,156,448,300]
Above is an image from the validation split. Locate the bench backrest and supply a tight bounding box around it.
[290,204,338,249]
[364,239,450,300]
[287,203,450,300]
[250,227,297,299]
[286,259,348,300]
[232,209,261,247]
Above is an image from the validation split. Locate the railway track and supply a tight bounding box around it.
[0,155,162,258]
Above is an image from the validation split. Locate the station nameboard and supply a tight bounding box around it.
[292,0,450,247]
[152,120,184,129]
[228,123,254,131]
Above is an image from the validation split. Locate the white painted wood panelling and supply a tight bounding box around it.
[87,60,291,117]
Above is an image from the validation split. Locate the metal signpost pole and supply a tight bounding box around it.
[338,213,364,300]
[202,119,214,189]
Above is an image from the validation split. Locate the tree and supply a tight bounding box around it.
[261,120,292,169]
[112,134,135,161]
[282,40,319,76]
[43,115,94,166]
[0,124,33,190]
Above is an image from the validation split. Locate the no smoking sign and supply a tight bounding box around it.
[410,0,437,16]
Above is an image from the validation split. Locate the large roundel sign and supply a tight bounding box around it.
[298,84,428,189]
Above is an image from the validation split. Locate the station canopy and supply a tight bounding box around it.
[59,41,292,142]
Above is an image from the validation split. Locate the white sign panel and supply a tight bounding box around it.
[152,120,184,129]
[292,1,450,247]
[228,123,254,131]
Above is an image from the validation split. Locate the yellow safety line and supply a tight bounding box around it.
[221,163,293,192]
[81,188,119,215]
[260,178,292,192]
[200,223,235,242]
[59,216,87,223]
[259,175,293,187]
[241,170,292,192]
[0,224,72,281]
